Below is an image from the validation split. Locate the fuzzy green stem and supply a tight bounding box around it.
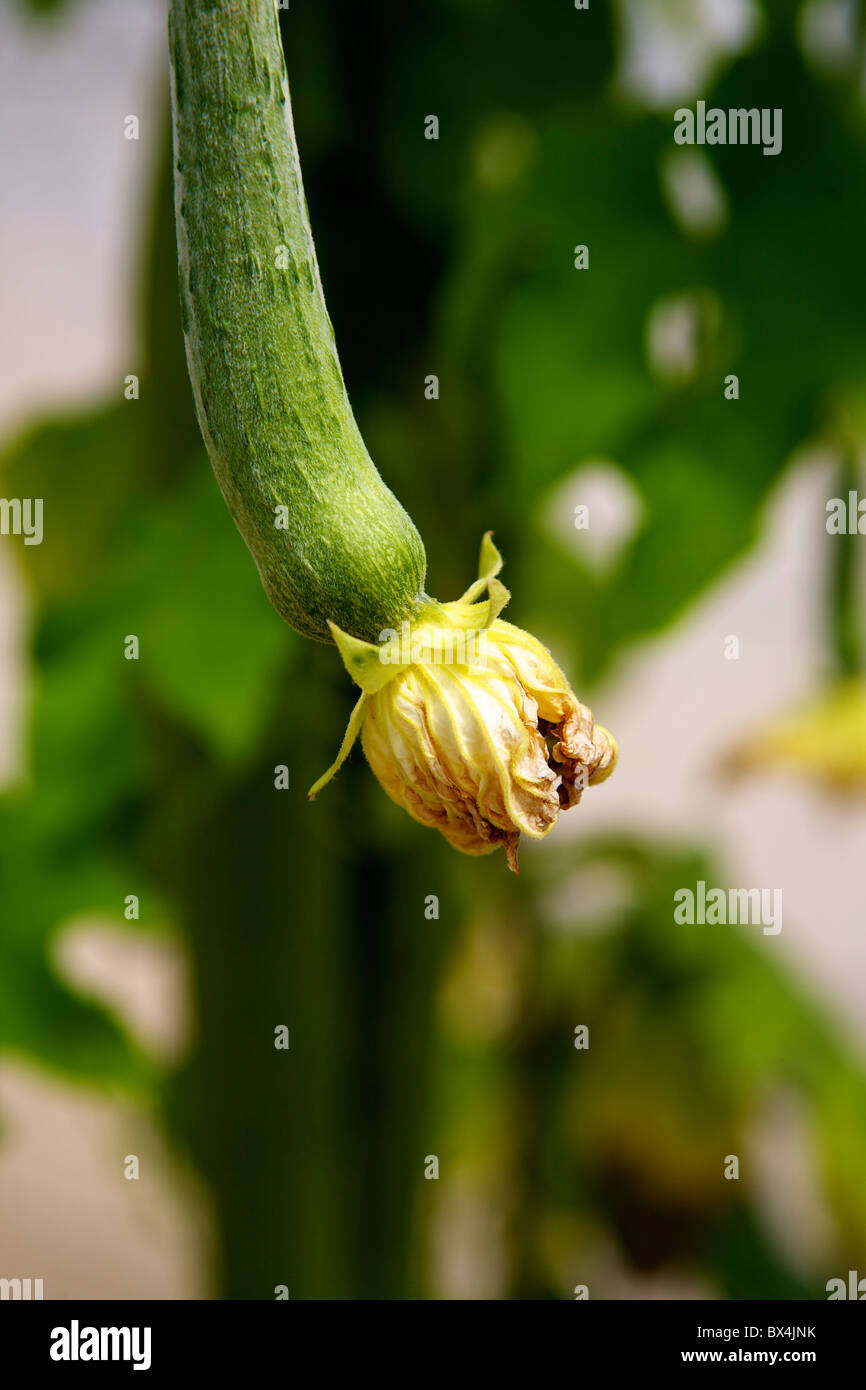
[169,0,426,642]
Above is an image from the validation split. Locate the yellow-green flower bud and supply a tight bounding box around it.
[309,535,617,870]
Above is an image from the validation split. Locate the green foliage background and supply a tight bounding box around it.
[2,0,866,1297]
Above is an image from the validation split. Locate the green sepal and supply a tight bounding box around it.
[307,690,370,799]
[458,531,504,604]
[485,576,511,624]
[311,535,510,797]
[440,576,510,630]
[328,621,401,694]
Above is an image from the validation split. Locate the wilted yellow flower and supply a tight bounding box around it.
[727,678,866,794]
[309,535,616,870]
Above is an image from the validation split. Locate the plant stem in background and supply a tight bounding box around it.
[830,453,864,677]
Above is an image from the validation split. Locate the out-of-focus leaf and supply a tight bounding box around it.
[0,801,152,1086]
[414,27,866,680]
[3,411,294,765]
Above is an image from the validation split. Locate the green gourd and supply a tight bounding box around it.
[169,0,427,643]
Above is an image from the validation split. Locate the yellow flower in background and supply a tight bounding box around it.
[309,535,617,870]
[727,678,866,794]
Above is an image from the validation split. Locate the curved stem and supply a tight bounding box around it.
[169,0,426,642]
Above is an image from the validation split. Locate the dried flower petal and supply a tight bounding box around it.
[310,535,617,869]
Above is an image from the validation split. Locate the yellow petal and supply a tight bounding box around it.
[312,537,617,869]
